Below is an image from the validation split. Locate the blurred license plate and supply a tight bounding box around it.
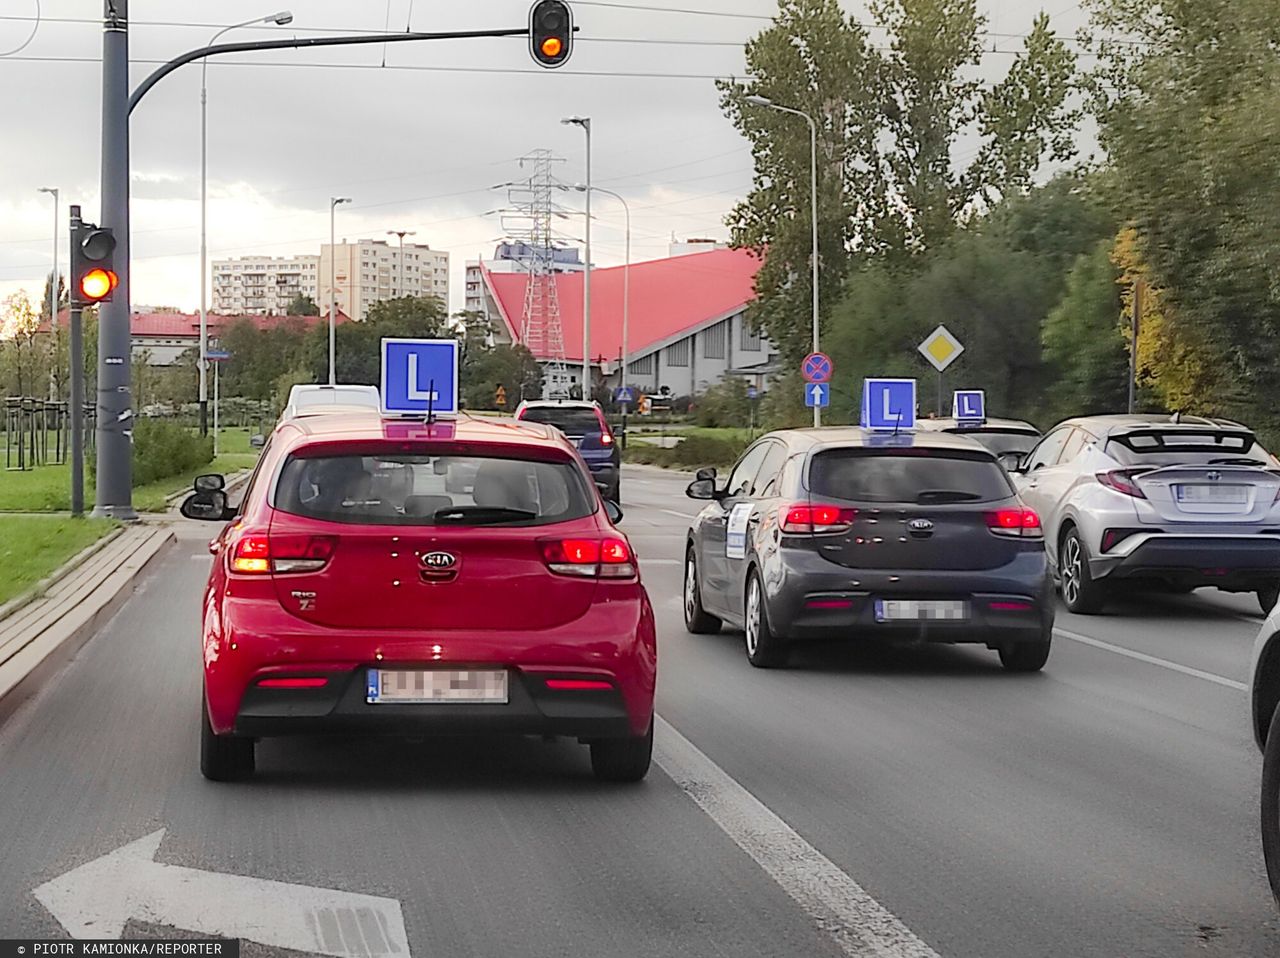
[366,669,508,704]
[1175,484,1248,504]
[875,600,968,622]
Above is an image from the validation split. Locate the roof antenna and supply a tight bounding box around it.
[892,409,903,437]
[425,378,436,425]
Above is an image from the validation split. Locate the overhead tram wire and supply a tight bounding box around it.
[0,0,39,56]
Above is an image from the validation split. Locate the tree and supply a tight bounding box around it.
[1084,0,1280,435]
[1040,239,1129,423]
[719,0,1079,362]
[40,271,68,322]
[462,345,543,411]
[1,291,44,397]
[287,293,320,317]
[304,296,450,386]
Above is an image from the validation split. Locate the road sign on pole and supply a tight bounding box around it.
[614,386,636,404]
[802,352,833,383]
[918,325,964,372]
[804,383,830,408]
[381,338,459,417]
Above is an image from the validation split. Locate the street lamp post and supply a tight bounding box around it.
[387,230,416,298]
[745,95,820,428]
[569,184,629,443]
[200,10,293,436]
[329,196,351,385]
[37,187,58,400]
[561,115,591,400]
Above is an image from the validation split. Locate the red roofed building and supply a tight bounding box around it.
[478,247,778,398]
[48,309,353,366]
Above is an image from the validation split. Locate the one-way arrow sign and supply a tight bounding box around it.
[33,830,411,957]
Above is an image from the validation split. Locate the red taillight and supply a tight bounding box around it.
[989,600,1035,612]
[985,508,1043,538]
[540,537,636,579]
[257,677,329,689]
[230,533,337,574]
[1096,469,1149,498]
[805,599,853,610]
[600,431,614,446]
[781,503,857,534]
[545,679,613,691]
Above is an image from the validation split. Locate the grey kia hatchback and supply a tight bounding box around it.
[683,428,1054,670]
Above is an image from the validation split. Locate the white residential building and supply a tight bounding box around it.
[211,256,320,316]
[318,239,450,321]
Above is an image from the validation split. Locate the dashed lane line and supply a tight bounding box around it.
[1055,628,1248,691]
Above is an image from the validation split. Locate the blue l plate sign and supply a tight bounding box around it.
[381,338,459,416]
[953,389,986,422]
[861,378,916,431]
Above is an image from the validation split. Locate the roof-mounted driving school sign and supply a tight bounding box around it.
[861,378,917,431]
[953,390,986,422]
[380,338,459,417]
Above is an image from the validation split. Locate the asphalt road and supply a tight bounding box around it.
[2,463,1279,958]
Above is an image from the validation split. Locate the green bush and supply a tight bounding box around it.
[622,434,747,471]
[130,419,214,485]
[694,378,752,428]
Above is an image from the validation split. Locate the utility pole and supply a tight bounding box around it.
[329,197,350,384]
[562,116,591,399]
[1128,279,1143,414]
[68,206,86,518]
[387,230,415,298]
[95,0,135,520]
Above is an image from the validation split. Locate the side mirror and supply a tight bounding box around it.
[604,500,624,524]
[998,452,1024,473]
[249,434,266,449]
[193,473,225,493]
[181,490,232,521]
[695,467,717,482]
[686,478,720,501]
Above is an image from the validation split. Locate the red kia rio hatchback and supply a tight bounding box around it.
[181,411,657,783]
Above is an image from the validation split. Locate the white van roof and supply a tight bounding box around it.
[282,384,380,420]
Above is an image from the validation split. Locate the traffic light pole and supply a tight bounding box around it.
[68,206,86,519]
[99,6,550,518]
[96,0,134,519]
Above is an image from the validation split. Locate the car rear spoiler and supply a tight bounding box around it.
[1108,427,1258,454]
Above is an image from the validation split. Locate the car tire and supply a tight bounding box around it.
[684,549,721,635]
[608,480,621,504]
[1259,585,1280,617]
[745,570,789,668]
[999,638,1051,672]
[1262,702,1280,907]
[200,689,254,782]
[590,721,653,783]
[1059,527,1107,615]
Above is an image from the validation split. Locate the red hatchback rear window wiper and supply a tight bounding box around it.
[432,506,538,525]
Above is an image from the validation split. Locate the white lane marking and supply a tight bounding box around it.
[1055,628,1247,691]
[33,829,411,956]
[654,716,941,958]
[190,555,210,561]
[661,509,695,521]
[638,558,681,566]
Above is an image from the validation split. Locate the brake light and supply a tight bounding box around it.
[230,533,337,574]
[545,679,614,691]
[985,508,1043,538]
[600,431,614,446]
[540,537,636,579]
[257,677,329,689]
[989,601,1035,612]
[781,504,857,534]
[1097,469,1149,498]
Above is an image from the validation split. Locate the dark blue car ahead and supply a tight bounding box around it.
[516,400,621,502]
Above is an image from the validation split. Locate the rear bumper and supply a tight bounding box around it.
[1095,534,1280,587]
[232,668,634,740]
[765,548,1053,646]
[584,460,619,485]
[205,593,656,738]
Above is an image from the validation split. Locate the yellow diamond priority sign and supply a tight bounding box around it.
[918,324,964,372]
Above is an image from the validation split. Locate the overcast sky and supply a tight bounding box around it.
[0,0,1091,315]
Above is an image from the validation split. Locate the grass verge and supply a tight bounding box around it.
[0,516,117,607]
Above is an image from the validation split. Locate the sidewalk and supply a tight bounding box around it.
[0,523,174,722]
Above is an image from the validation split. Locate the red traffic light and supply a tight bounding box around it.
[80,268,118,302]
[529,0,572,68]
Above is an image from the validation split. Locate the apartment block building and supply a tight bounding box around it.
[318,239,450,321]
[211,256,320,315]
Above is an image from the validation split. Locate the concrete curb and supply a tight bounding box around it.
[0,525,175,726]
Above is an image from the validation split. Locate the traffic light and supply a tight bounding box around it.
[529,0,573,68]
[70,223,117,306]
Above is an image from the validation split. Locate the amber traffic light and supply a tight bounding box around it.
[80,268,118,302]
[70,224,118,306]
[530,0,573,68]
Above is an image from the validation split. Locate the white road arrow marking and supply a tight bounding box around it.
[406,353,439,402]
[33,830,411,958]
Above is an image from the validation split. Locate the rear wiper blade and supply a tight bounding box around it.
[1207,458,1267,466]
[432,506,537,525]
[914,490,983,503]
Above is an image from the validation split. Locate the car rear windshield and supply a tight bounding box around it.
[273,453,593,526]
[809,449,1014,504]
[946,429,1040,456]
[519,407,602,434]
[1108,429,1273,467]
